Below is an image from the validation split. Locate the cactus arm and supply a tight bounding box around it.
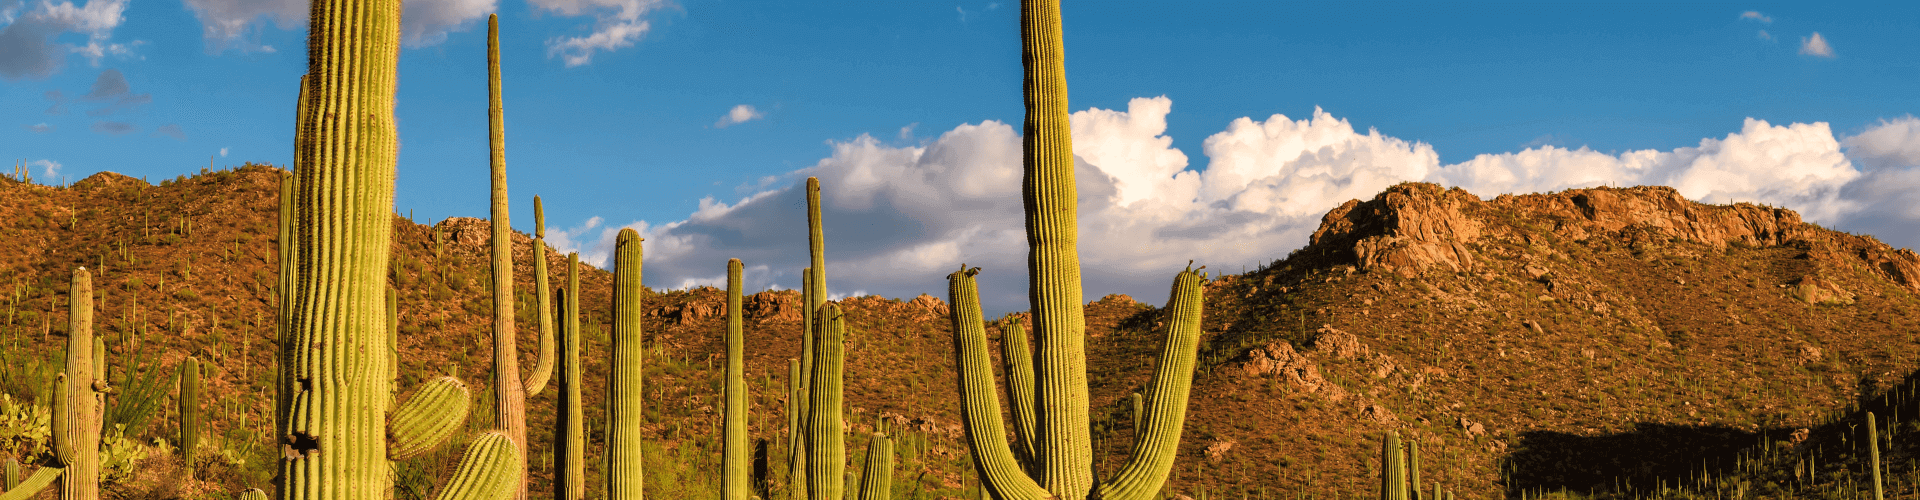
[806,302,847,500]
[388,287,399,396]
[62,268,100,500]
[430,432,523,500]
[561,253,589,500]
[786,356,805,500]
[855,432,892,500]
[483,19,529,500]
[723,259,749,500]
[1090,269,1204,500]
[999,318,1036,474]
[0,467,63,500]
[388,377,474,461]
[604,236,644,499]
[1409,440,1422,500]
[947,268,1050,500]
[805,178,826,325]
[524,195,554,397]
[1017,1,1091,496]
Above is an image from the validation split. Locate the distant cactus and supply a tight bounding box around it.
[605,234,646,499]
[1871,412,1884,500]
[180,356,202,479]
[723,259,749,500]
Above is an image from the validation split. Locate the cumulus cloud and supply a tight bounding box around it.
[0,0,132,79]
[537,0,669,66]
[183,0,492,52]
[26,122,52,132]
[152,123,185,140]
[220,147,229,157]
[89,120,131,135]
[30,158,60,178]
[714,104,762,128]
[1800,32,1834,57]
[548,97,1920,314]
[1740,11,1771,23]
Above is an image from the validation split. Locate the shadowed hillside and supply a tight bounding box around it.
[4,167,1920,499]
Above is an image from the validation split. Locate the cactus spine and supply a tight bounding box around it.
[723,258,750,500]
[856,424,892,500]
[181,356,202,479]
[560,252,589,500]
[606,233,646,499]
[279,0,520,495]
[525,196,554,397]
[61,268,100,500]
[806,302,846,500]
[484,18,530,500]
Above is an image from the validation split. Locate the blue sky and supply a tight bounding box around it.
[5,1,1919,312]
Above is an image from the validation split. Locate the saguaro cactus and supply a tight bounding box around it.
[791,269,813,500]
[605,235,644,499]
[1871,412,1884,500]
[525,196,555,397]
[560,252,589,500]
[999,318,1036,474]
[856,424,893,500]
[1380,432,1406,500]
[723,259,749,500]
[945,3,1206,499]
[483,18,531,500]
[180,356,202,479]
[4,457,17,490]
[62,268,101,500]
[807,302,847,499]
[1408,440,1422,500]
[277,0,521,496]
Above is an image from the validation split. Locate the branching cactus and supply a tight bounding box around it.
[723,259,749,500]
[943,3,1206,499]
[484,20,531,500]
[806,301,847,500]
[181,356,202,479]
[525,196,555,397]
[605,235,645,499]
[275,0,521,497]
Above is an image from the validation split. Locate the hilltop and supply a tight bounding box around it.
[4,167,1920,499]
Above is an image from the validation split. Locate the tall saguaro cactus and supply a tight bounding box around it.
[62,268,101,500]
[606,233,645,499]
[484,18,530,500]
[278,0,520,497]
[807,302,847,500]
[559,252,588,500]
[856,424,893,500]
[946,3,1206,499]
[1380,431,1406,500]
[723,259,749,500]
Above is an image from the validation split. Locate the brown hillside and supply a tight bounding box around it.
[5,168,1920,500]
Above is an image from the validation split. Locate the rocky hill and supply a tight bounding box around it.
[4,166,1920,499]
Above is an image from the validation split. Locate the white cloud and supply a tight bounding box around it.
[29,158,60,178]
[1800,32,1834,58]
[220,147,230,157]
[27,123,53,132]
[0,0,132,79]
[714,104,762,128]
[535,0,668,67]
[1740,11,1771,24]
[553,97,1920,314]
[183,0,492,52]
[1757,30,1772,41]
